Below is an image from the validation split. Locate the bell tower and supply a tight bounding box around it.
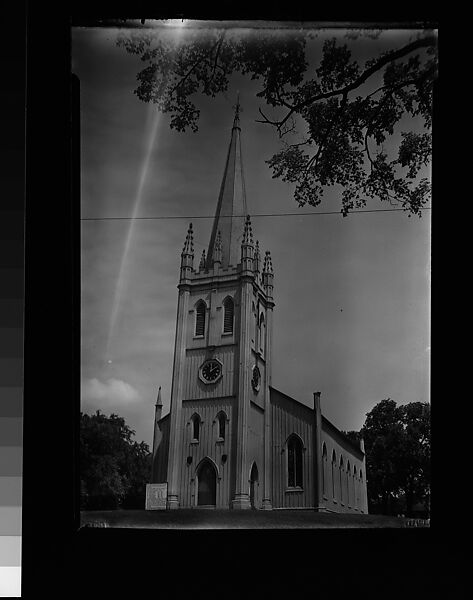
[161,101,275,509]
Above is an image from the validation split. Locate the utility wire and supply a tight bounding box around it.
[81,207,431,221]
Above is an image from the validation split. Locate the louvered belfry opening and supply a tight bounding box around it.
[223,297,234,334]
[195,301,206,337]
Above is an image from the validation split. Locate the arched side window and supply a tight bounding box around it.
[331,450,337,499]
[216,411,227,440]
[191,413,201,442]
[322,443,328,497]
[259,313,265,353]
[347,461,351,507]
[287,435,303,488]
[252,302,257,346]
[354,466,358,509]
[223,297,234,334]
[339,455,344,504]
[195,301,206,337]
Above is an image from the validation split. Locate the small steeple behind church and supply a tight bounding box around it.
[206,98,248,269]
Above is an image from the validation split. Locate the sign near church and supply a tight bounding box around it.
[145,483,168,510]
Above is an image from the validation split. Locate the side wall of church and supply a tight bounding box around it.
[320,418,368,513]
[177,397,236,508]
[270,389,315,509]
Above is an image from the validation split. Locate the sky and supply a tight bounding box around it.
[74,23,431,448]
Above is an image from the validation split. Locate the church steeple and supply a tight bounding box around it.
[206,97,247,269]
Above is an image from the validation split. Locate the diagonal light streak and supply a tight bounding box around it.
[104,24,188,364]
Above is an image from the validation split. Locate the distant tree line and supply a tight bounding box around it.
[80,411,152,510]
[343,399,430,517]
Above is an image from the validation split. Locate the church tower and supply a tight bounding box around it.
[161,101,275,510]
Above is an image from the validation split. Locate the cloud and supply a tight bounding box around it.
[81,377,142,412]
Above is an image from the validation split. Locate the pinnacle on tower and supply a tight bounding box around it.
[262,250,273,274]
[242,214,254,247]
[182,223,194,257]
[180,223,194,280]
[199,248,206,270]
[213,230,223,265]
[254,240,261,274]
[262,250,274,300]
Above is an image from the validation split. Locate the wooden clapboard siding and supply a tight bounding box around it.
[182,346,237,401]
[270,388,314,508]
[178,397,235,508]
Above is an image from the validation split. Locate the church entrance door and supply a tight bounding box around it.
[197,460,217,507]
[250,463,259,509]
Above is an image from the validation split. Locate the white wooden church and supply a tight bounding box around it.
[151,103,368,512]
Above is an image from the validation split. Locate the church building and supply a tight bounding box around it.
[151,102,368,512]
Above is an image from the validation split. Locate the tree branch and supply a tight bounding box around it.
[262,35,436,128]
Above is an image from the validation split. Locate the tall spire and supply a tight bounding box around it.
[206,97,248,269]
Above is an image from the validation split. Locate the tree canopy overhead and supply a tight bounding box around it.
[117,25,437,217]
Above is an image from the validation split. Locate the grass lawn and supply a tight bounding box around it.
[80,508,423,529]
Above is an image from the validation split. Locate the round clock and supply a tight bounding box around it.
[199,359,223,384]
[251,365,261,392]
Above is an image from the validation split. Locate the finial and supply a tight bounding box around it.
[199,249,206,270]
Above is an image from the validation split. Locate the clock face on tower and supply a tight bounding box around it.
[199,359,223,384]
[251,365,261,392]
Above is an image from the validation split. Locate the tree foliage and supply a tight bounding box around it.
[117,27,437,216]
[360,399,430,516]
[80,410,151,510]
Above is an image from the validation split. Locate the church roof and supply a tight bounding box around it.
[206,99,248,269]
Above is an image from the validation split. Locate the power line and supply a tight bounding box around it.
[81,207,431,221]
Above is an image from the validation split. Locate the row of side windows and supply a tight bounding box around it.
[190,412,227,442]
[194,297,234,337]
[321,443,364,508]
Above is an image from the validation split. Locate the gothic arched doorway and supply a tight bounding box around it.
[249,462,259,509]
[197,460,217,507]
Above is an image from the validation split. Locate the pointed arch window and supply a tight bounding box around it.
[259,313,265,353]
[322,443,328,497]
[354,466,358,509]
[347,461,351,507]
[331,450,337,499]
[339,456,344,504]
[191,414,201,442]
[287,435,303,488]
[223,297,234,334]
[216,411,227,440]
[195,301,206,337]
